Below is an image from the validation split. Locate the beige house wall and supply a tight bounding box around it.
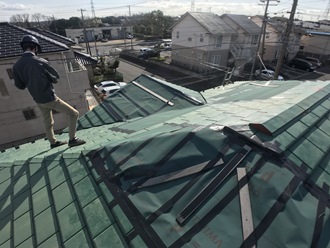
[300,34,330,56]
[0,52,90,146]
[251,16,301,62]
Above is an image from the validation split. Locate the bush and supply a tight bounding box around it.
[91,58,123,86]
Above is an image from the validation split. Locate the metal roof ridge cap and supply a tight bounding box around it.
[223,126,283,156]
[250,87,330,136]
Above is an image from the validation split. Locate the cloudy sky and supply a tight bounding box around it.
[0,0,328,22]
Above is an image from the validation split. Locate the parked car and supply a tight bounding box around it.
[138,49,160,59]
[304,57,322,67]
[127,34,133,39]
[164,43,172,51]
[254,69,284,80]
[139,48,153,53]
[94,81,127,94]
[289,58,315,72]
[101,85,121,98]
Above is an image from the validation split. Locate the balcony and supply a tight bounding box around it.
[230,43,253,59]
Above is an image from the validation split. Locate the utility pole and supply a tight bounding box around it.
[274,0,298,79]
[129,5,133,50]
[260,2,270,62]
[249,0,279,80]
[78,9,91,56]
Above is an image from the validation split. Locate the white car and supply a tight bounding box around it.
[101,85,121,98]
[94,81,127,93]
[254,69,284,80]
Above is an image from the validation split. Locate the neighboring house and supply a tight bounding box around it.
[220,14,261,74]
[294,20,330,32]
[298,30,330,63]
[293,20,330,62]
[30,27,98,80]
[0,22,91,147]
[251,16,302,63]
[65,25,133,43]
[0,74,329,247]
[170,12,236,73]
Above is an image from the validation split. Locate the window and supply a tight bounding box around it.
[252,35,258,44]
[215,35,222,47]
[188,37,192,42]
[23,109,37,120]
[6,69,14,79]
[197,53,203,60]
[211,55,221,65]
[176,31,180,39]
[0,79,9,97]
[200,37,204,42]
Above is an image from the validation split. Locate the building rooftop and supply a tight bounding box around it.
[0,22,69,58]
[0,23,93,65]
[221,14,261,34]
[28,27,76,46]
[173,12,235,35]
[0,75,329,247]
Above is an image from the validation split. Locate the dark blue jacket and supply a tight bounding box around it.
[13,52,60,104]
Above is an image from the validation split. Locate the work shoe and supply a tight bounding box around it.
[50,141,67,149]
[68,137,86,147]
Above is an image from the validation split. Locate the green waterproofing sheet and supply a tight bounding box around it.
[90,124,330,248]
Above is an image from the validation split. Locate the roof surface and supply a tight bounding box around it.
[0,22,69,58]
[74,50,98,66]
[221,14,261,34]
[28,27,76,46]
[0,22,96,67]
[0,75,329,248]
[306,30,330,36]
[174,12,235,35]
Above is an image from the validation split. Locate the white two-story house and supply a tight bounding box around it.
[170,12,235,73]
[0,22,91,148]
[221,14,261,74]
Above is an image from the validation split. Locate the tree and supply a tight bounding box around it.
[110,60,120,73]
[22,13,31,28]
[101,16,122,25]
[131,11,175,38]
[49,18,69,36]
[9,14,29,27]
[68,17,82,28]
[31,13,42,27]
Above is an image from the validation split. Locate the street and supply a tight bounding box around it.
[80,39,330,83]
[117,59,152,82]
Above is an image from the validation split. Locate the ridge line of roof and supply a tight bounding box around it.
[7,22,69,51]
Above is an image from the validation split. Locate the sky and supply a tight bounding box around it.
[0,0,329,22]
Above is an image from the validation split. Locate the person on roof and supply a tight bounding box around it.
[13,35,86,149]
